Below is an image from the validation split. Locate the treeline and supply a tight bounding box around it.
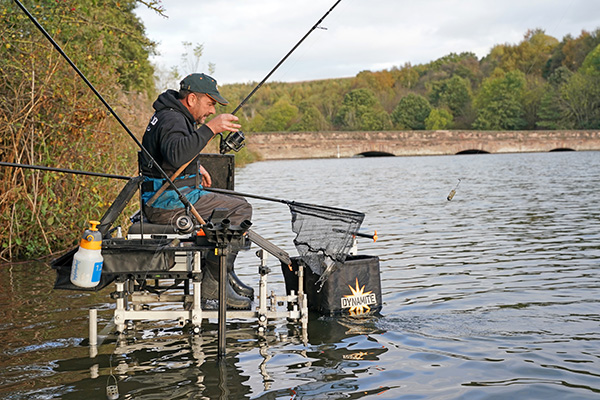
[0,0,159,260]
[219,29,600,132]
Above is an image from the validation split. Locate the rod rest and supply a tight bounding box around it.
[128,221,179,235]
[203,219,252,247]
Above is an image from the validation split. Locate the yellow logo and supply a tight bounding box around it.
[341,278,377,316]
[343,351,370,360]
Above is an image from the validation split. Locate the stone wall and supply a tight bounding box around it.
[246,130,600,160]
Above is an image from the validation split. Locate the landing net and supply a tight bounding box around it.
[289,202,365,285]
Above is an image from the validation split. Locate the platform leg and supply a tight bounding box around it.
[298,265,308,344]
[301,293,309,344]
[217,246,228,357]
[191,251,202,331]
[89,308,97,347]
[114,281,126,333]
[257,249,269,333]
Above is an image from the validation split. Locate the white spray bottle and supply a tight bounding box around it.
[70,220,103,288]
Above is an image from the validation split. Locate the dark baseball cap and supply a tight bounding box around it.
[180,73,228,105]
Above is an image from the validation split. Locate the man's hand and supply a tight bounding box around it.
[199,165,212,187]
[206,114,241,135]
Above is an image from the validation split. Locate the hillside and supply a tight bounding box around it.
[219,28,600,132]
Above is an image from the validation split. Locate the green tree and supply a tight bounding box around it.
[473,70,527,130]
[391,93,432,130]
[559,71,600,128]
[425,108,453,130]
[291,105,329,131]
[481,29,558,77]
[262,98,299,131]
[428,75,472,117]
[537,66,573,129]
[390,63,420,89]
[51,0,157,92]
[537,87,564,129]
[538,47,600,129]
[580,43,600,76]
[522,75,546,129]
[334,88,391,130]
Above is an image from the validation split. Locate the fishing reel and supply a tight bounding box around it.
[219,130,246,154]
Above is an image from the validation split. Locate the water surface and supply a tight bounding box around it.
[1,151,599,399]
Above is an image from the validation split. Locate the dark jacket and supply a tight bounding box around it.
[140,89,214,178]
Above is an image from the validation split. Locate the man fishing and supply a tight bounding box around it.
[139,73,253,309]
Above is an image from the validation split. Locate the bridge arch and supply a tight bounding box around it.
[550,147,575,152]
[355,151,395,157]
[456,149,490,155]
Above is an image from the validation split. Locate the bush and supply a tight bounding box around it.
[0,1,155,260]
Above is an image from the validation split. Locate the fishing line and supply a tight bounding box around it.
[520,1,574,77]
[106,345,119,399]
[231,0,343,115]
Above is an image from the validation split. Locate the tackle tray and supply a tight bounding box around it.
[101,238,177,275]
[51,238,214,291]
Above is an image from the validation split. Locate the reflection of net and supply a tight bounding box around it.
[290,202,365,285]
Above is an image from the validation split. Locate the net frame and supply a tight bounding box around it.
[289,202,365,285]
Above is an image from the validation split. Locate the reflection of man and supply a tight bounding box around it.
[140,73,253,309]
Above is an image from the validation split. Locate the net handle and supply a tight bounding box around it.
[204,187,363,215]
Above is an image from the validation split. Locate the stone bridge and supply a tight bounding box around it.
[246,130,600,159]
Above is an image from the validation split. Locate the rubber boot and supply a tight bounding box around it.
[226,252,254,299]
[202,252,252,310]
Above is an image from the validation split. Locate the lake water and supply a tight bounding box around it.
[1,151,599,399]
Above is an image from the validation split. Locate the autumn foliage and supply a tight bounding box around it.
[220,29,600,133]
[1,0,156,260]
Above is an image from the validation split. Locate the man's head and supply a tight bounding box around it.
[179,73,228,124]
[180,73,228,105]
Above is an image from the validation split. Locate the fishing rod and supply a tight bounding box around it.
[0,161,131,180]
[231,0,343,116]
[147,0,344,207]
[13,0,206,225]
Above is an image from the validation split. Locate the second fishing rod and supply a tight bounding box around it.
[146,0,343,207]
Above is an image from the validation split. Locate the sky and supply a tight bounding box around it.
[134,0,600,85]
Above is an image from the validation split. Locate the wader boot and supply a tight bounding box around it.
[202,252,252,310]
[227,251,254,299]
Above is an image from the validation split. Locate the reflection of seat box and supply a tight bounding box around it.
[281,255,382,316]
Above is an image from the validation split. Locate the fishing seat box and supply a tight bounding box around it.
[100,153,237,280]
[281,255,382,317]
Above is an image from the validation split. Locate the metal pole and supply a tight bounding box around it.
[217,246,228,357]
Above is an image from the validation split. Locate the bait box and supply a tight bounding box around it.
[281,255,382,316]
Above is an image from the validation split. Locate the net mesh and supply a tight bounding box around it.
[289,202,365,285]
